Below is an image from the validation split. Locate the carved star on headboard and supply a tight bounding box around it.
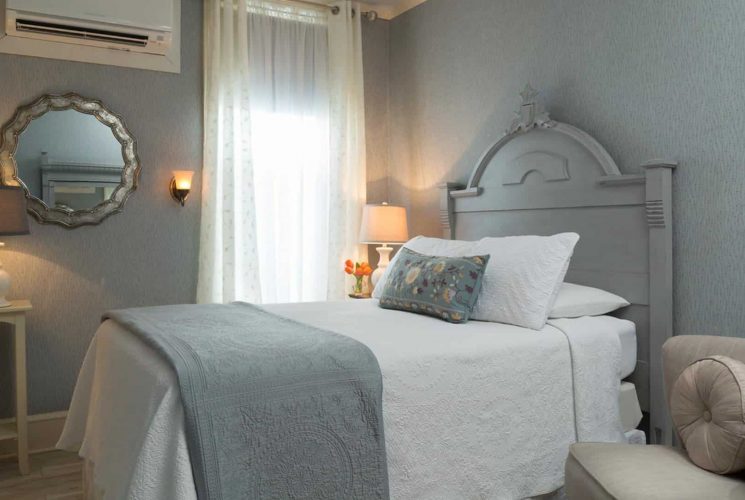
[508,84,554,135]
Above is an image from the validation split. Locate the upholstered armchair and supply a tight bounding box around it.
[565,335,745,499]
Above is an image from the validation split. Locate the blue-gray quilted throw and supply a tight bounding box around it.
[103,302,389,500]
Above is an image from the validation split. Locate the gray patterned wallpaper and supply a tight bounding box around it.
[0,8,393,416]
[363,21,391,206]
[362,20,392,267]
[387,0,745,338]
[9,0,729,417]
[0,0,203,416]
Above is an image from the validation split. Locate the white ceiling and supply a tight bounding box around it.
[360,0,428,19]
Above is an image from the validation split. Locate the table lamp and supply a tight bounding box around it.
[0,186,30,307]
[359,203,409,288]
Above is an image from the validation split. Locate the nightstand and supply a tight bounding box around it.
[0,300,31,475]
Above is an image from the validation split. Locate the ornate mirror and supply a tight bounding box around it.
[0,93,140,228]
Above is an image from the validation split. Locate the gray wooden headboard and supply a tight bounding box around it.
[439,86,675,445]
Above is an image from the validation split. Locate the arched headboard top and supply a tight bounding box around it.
[453,84,628,200]
[439,85,676,446]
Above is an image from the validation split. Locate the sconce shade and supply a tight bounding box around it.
[0,186,29,236]
[359,204,409,244]
[172,170,194,190]
[170,170,195,207]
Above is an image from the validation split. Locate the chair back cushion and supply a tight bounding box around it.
[670,355,745,474]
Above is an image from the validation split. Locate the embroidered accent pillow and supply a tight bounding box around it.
[378,247,490,323]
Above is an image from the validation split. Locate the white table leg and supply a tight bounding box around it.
[13,314,28,475]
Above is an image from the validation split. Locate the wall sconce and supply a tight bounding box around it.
[170,170,194,207]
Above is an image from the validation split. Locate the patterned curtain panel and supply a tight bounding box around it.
[198,0,367,304]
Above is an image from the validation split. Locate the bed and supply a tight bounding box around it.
[58,88,675,499]
[61,302,633,499]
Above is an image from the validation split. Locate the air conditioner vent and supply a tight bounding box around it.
[15,18,149,48]
[1,0,179,73]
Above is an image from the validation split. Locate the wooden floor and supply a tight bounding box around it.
[0,451,82,500]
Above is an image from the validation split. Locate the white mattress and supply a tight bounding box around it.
[59,300,628,500]
[625,428,646,445]
[619,381,643,432]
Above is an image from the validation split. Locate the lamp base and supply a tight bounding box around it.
[371,267,385,288]
[371,245,394,288]
[0,266,10,308]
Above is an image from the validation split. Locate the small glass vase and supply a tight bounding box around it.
[350,276,369,298]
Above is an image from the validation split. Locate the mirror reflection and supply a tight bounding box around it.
[14,109,124,212]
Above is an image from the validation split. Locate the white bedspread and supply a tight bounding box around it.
[58,300,625,500]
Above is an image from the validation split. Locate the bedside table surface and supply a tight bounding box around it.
[0,300,32,313]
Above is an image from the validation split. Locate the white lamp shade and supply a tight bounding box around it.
[359,204,409,244]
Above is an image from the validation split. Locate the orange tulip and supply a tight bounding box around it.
[345,258,373,279]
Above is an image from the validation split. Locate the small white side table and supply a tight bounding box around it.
[0,300,31,475]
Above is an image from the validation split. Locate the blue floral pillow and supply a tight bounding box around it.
[378,247,490,323]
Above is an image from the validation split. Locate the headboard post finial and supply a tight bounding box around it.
[642,159,676,445]
[642,160,676,229]
[438,182,463,240]
[641,159,678,170]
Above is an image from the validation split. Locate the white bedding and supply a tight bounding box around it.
[58,300,626,500]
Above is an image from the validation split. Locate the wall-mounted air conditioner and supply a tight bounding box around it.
[0,0,181,73]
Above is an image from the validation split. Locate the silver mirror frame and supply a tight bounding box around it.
[0,93,141,228]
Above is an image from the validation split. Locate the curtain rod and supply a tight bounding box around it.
[285,0,379,20]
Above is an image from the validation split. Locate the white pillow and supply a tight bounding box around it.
[372,236,475,299]
[373,233,579,330]
[549,283,630,318]
[469,233,579,329]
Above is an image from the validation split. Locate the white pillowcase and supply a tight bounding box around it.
[549,283,630,318]
[373,233,579,330]
[469,233,579,329]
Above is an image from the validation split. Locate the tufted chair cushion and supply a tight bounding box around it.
[670,355,745,474]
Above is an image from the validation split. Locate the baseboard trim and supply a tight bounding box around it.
[0,411,68,458]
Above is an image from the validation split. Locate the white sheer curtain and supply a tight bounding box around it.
[327,1,368,300]
[198,0,367,304]
[198,0,260,304]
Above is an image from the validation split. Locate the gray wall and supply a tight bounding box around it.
[0,7,391,416]
[387,0,745,337]
[362,19,391,267]
[0,0,203,416]
[362,20,391,206]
